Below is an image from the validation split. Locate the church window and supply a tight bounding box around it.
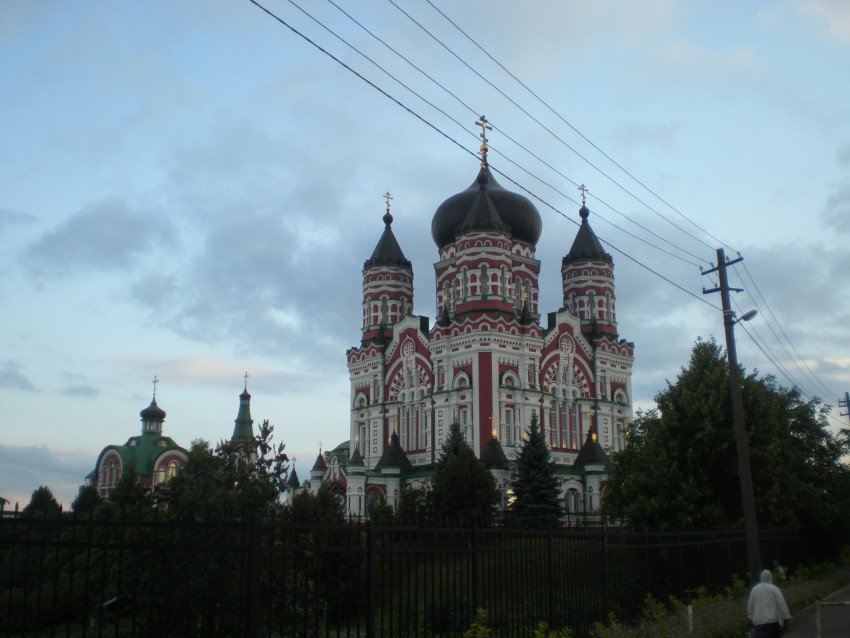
[168,461,179,479]
[157,467,166,485]
[527,363,536,387]
[559,404,567,449]
[503,407,514,445]
[570,406,579,449]
[600,371,607,398]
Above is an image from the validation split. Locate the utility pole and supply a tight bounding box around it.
[840,392,850,425]
[702,248,762,583]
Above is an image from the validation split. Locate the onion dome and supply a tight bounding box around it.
[140,399,166,422]
[431,166,542,249]
[364,211,411,269]
[564,204,612,264]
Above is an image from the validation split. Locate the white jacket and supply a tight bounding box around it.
[747,569,791,626]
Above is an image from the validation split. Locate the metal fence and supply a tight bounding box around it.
[0,511,812,637]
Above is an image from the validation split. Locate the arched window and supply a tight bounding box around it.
[168,461,179,479]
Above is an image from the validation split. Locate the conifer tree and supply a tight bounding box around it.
[512,412,562,528]
[433,421,468,480]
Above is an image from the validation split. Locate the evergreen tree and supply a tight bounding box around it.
[22,485,62,517]
[434,421,468,480]
[431,446,499,523]
[512,412,562,528]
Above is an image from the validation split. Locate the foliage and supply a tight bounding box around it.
[434,421,468,480]
[533,620,574,637]
[70,484,102,515]
[22,485,62,517]
[395,484,431,524]
[164,419,289,521]
[463,608,492,638]
[431,446,499,523]
[512,412,562,528]
[283,484,346,524]
[604,338,850,545]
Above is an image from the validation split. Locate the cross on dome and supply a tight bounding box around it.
[475,115,492,167]
[578,183,589,205]
[384,191,393,213]
[151,375,159,400]
[243,371,249,391]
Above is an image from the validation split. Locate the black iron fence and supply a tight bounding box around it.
[0,511,813,637]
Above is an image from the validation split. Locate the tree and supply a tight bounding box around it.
[431,446,499,523]
[22,485,62,518]
[284,485,346,524]
[434,421,467,480]
[70,485,102,516]
[164,419,289,521]
[604,338,850,548]
[512,412,562,528]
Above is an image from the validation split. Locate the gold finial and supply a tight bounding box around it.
[243,371,249,391]
[578,184,588,205]
[151,375,159,401]
[476,115,492,168]
[384,191,393,213]
[592,431,598,443]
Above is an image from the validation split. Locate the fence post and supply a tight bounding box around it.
[367,520,375,638]
[547,529,555,626]
[602,522,610,620]
[472,521,480,611]
[246,517,261,638]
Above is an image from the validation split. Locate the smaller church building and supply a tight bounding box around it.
[85,382,257,498]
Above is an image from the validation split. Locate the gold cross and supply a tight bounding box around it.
[151,375,159,400]
[578,184,588,205]
[475,115,492,167]
[384,191,393,213]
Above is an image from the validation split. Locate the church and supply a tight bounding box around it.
[306,123,635,518]
[85,379,257,498]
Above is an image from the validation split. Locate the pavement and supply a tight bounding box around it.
[782,585,850,638]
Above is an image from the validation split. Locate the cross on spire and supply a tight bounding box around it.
[578,183,589,205]
[475,115,492,167]
[243,371,249,391]
[384,191,393,213]
[151,375,159,401]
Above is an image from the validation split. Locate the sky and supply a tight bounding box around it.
[2,0,849,509]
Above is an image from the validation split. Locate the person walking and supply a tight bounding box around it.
[748,569,792,637]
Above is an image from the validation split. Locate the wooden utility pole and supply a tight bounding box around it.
[702,248,762,583]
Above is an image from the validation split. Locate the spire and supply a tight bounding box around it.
[364,193,411,269]
[564,189,612,264]
[286,465,301,489]
[573,427,610,469]
[374,432,413,472]
[231,374,254,443]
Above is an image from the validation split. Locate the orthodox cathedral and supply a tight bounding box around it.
[306,123,635,517]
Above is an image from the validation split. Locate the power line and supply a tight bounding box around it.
[424,0,736,255]
[322,0,707,267]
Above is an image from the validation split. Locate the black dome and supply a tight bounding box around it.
[140,399,166,421]
[431,166,542,249]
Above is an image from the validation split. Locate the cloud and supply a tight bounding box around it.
[104,354,329,397]
[60,383,100,398]
[0,445,93,510]
[794,0,850,44]
[23,198,174,280]
[0,208,35,231]
[0,360,37,392]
